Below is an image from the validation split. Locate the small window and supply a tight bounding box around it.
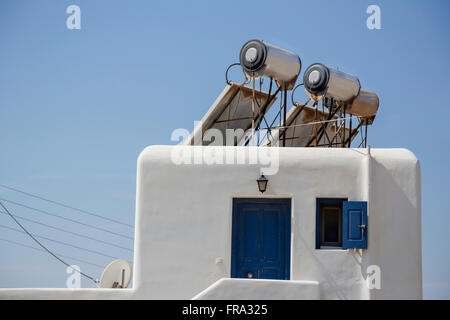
[316,198,368,250]
[316,199,345,249]
[321,204,342,247]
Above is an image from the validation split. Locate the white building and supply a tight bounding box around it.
[0,40,423,300]
[0,145,422,299]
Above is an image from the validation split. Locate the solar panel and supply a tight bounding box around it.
[184,82,277,146]
[266,105,358,147]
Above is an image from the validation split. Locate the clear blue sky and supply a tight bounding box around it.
[0,0,449,298]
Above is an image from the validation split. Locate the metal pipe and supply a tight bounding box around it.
[348,116,353,148]
[283,90,287,147]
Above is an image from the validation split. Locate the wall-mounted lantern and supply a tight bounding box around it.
[256,174,268,193]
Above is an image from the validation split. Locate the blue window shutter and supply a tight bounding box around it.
[342,201,367,249]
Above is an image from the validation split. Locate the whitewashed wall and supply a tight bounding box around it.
[0,146,421,299]
[132,146,421,299]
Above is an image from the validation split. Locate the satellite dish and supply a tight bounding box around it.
[99,259,132,289]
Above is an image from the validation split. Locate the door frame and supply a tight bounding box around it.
[230,197,292,280]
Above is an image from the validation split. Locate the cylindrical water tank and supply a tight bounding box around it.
[239,40,301,90]
[303,63,360,102]
[348,89,379,124]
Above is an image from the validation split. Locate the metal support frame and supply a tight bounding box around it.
[231,71,371,148]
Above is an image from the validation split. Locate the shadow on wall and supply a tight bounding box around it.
[366,155,421,299]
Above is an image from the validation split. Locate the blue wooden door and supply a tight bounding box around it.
[231,198,291,280]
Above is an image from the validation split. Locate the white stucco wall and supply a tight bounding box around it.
[0,146,421,299]
[132,146,421,299]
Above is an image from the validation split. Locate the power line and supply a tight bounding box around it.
[0,209,133,252]
[0,184,134,228]
[0,237,104,269]
[0,223,120,260]
[0,197,134,240]
[0,201,99,283]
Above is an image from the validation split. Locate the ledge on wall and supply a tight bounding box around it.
[191,278,320,300]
